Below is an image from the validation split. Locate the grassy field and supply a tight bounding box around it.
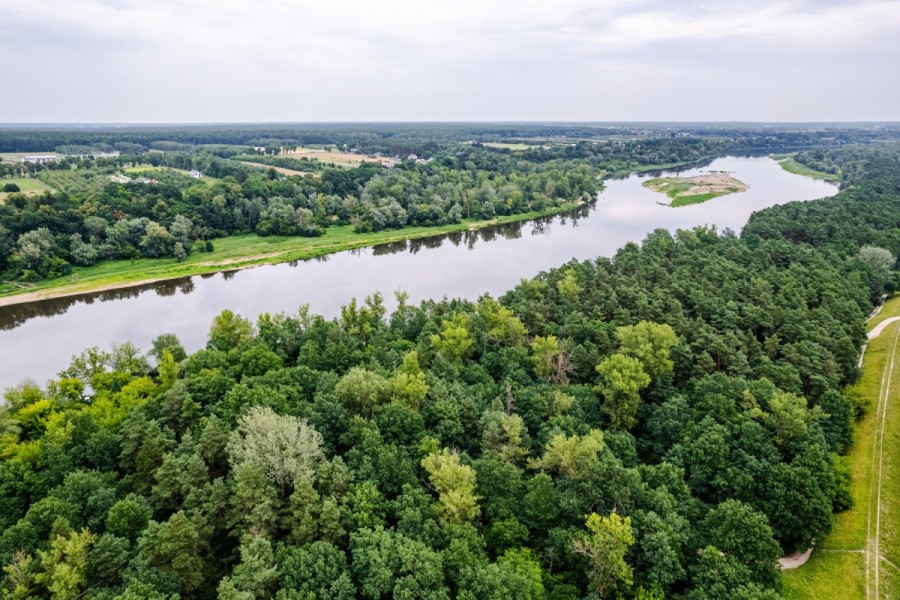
[783,295,900,599]
[0,202,582,304]
[281,147,376,168]
[239,161,312,177]
[0,178,54,200]
[482,142,531,151]
[772,154,842,182]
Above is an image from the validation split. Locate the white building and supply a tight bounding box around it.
[22,155,59,164]
[189,170,203,179]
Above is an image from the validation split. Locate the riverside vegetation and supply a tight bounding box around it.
[1,124,894,299]
[0,136,898,599]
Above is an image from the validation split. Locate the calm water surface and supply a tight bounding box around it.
[0,157,837,389]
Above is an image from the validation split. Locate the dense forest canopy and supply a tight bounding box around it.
[1,138,898,599]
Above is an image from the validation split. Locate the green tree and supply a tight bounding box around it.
[106,495,152,541]
[279,541,356,599]
[702,499,781,587]
[134,511,205,595]
[227,405,325,489]
[595,353,651,430]
[421,448,480,525]
[615,321,678,379]
[208,310,254,352]
[217,536,279,600]
[35,528,95,600]
[430,314,474,366]
[571,512,635,599]
[529,429,604,477]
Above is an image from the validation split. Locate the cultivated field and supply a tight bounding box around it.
[280,147,379,167]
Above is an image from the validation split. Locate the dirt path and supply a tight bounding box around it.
[866,322,900,599]
[779,546,815,569]
[868,317,900,341]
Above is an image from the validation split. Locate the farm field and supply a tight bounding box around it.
[281,147,380,167]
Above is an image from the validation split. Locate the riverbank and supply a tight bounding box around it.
[783,295,900,599]
[771,154,842,182]
[0,202,582,307]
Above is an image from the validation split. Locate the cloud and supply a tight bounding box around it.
[0,0,897,121]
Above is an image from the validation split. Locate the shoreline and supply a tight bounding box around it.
[0,201,586,308]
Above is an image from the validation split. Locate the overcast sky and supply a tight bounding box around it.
[2,0,899,123]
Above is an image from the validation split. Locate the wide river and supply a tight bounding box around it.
[0,157,837,389]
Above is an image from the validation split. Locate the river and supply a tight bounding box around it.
[0,157,838,389]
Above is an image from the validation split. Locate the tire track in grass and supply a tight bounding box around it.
[867,321,900,599]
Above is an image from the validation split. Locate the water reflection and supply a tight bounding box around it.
[0,157,838,388]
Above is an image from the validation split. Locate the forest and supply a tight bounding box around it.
[0,140,898,599]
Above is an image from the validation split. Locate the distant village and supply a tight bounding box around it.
[20,151,120,164]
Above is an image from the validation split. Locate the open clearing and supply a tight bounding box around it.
[280,147,380,167]
[0,177,55,200]
[642,172,748,207]
[783,295,900,599]
[239,161,312,177]
[482,142,531,151]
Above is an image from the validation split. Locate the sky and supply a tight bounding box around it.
[1,0,899,123]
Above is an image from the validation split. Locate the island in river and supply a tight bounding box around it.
[643,171,749,207]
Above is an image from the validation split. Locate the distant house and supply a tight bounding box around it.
[109,175,132,184]
[22,154,59,164]
[189,170,202,179]
[408,154,418,161]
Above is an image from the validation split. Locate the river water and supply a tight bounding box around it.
[0,157,838,389]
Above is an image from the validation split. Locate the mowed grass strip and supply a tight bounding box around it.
[783,295,900,599]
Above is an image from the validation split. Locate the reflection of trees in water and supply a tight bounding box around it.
[372,241,407,256]
[0,203,599,332]
[0,277,196,331]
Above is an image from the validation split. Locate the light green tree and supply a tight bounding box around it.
[615,321,678,379]
[556,268,582,304]
[528,429,604,477]
[430,314,474,365]
[571,512,635,599]
[391,351,428,409]
[35,529,95,600]
[421,448,480,525]
[595,353,651,430]
[207,310,254,352]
